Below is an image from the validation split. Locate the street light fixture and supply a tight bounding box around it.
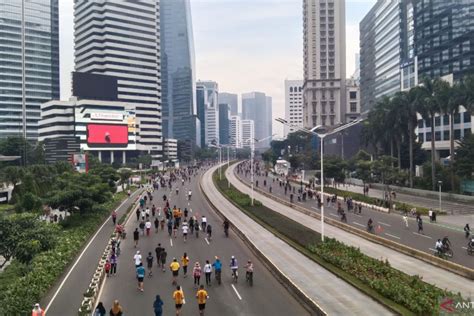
[275,118,363,241]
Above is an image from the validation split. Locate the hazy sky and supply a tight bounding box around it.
[59,0,376,136]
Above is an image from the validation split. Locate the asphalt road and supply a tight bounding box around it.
[97,167,308,316]
[42,189,143,315]
[236,166,474,269]
[343,184,474,215]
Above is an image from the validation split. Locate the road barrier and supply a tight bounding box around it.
[234,166,474,280]
[200,166,327,316]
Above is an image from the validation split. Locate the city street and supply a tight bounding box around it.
[235,163,474,269]
[97,168,309,315]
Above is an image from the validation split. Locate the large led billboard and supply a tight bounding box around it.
[87,124,128,146]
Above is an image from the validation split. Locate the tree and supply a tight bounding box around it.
[0,137,44,166]
[455,134,474,180]
[324,157,347,184]
[119,169,132,190]
[0,166,24,192]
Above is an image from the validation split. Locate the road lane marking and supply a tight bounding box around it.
[462,247,467,250]
[170,238,173,247]
[45,191,140,313]
[385,233,400,240]
[231,284,242,300]
[353,222,365,228]
[352,213,362,217]
[311,206,319,210]
[413,232,432,239]
[329,213,339,218]
[378,221,391,227]
[204,238,210,245]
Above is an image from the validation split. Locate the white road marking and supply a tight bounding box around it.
[385,233,400,240]
[413,232,432,239]
[429,248,437,252]
[45,192,137,313]
[231,284,242,300]
[311,206,319,210]
[329,213,339,218]
[462,247,467,250]
[378,221,391,227]
[353,222,365,228]
[170,238,173,247]
[204,238,210,245]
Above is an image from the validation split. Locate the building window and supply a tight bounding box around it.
[464,128,471,138]
[454,113,461,124]
[426,132,432,141]
[464,113,471,123]
[350,102,357,112]
[443,115,449,125]
[435,131,441,141]
[417,119,423,128]
[443,130,449,140]
[418,133,424,142]
[435,116,440,126]
[349,91,357,99]
[454,129,461,140]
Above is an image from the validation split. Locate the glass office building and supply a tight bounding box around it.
[414,0,474,81]
[161,0,198,146]
[0,0,59,139]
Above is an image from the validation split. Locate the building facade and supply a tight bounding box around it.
[0,0,59,140]
[345,78,360,121]
[284,80,304,138]
[219,92,238,116]
[163,138,178,162]
[161,0,198,146]
[219,103,230,145]
[74,0,162,156]
[241,119,255,149]
[242,92,272,149]
[303,0,346,128]
[229,115,242,148]
[196,81,219,146]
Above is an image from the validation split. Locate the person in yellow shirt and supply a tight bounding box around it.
[181,253,189,278]
[196,285,209,315]
[170,258,180,285]
[173,285,185,316]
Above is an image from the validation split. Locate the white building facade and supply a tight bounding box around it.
[164,138,178,162]
[284,80,304,138]
[303,0,346,128]
[229,115,242,149]
[241,119,255,149]
[345,78,360,122]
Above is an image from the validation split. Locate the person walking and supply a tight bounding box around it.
[136,208,140,221]
[206,224,212,241]
[204,260,212,286]
[109,300,123,316]
[212,257,222,285]
[465,224,471,239]
[147,252,154,277]
[182,221,189,242]
[153,295,164,316]
[193,262,202,288]
[170,258,180,285]
[136,263,145,292]
[201,216,207,232]
[160,248,167,272]
[167,218,173,237]
[403,214,409,229]
[181,253,189,278]
[110,253,118,276]
[94,302,106,316]
[196,285,209,316]
[417,217,424,234]
[133,228,139,248]
[155,243,163,266]
[112,210,117,225]
[146,219,152,236]
[32,303,45,316]
[173,286,185,316]
[139,221,146,235]
[105,259,111,277]
[154,217,159,233]
[134,250,142,268]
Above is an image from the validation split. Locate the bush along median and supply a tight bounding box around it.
[214,165,465,315]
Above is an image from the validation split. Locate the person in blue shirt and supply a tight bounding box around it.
[153,294,164,316]
[136,263,146,292]
[212,257,222,285]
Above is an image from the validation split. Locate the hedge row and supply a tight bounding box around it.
[216,165,462,315]
[0,191,131,314]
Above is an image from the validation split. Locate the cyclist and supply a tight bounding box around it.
[212,256,222,285]
[464,224,471,239]
[244,260,254,286]
[230,256,238,283]
[435,239,443,255]
[442,236,452,251]
[223,219,230,237]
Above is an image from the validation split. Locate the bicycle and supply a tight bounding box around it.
[231,269,238,283]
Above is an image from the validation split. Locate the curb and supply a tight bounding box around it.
[234,167,474,280]
[200,166,327,316]
[78,189,143,315]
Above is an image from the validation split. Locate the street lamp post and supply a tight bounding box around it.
[438,180,443,214]
[276,118,363,242]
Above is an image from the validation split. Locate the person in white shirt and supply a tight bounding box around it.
[145,220,152,236]
[403,215,408,229]
[134,251,142,267]
[145,207,151,219]
[435,239,443,254]
[182,221,189,242]
[140,209,146,221]
[203,260,212,286]
[201,216,207,231]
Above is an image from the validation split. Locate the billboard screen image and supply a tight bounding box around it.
[87,124,128,145]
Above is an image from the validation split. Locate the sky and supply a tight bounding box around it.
[59,0,376,137]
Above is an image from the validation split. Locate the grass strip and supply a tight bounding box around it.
[215,165,463,315]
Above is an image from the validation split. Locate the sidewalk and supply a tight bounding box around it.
[227,165,472,298]
[202,165,389,315]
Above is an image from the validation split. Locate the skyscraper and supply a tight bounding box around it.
[303,0,346,128]
[241,119,255,149]
[196,81,219,146]
[284,80,304,138]
[242,92,272,149]
[219,103,230,145]
[161,0,198,145]
[219,92,238,116]
[0,0,59,140]
[229,115,242,148]
[74,0,162,155]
